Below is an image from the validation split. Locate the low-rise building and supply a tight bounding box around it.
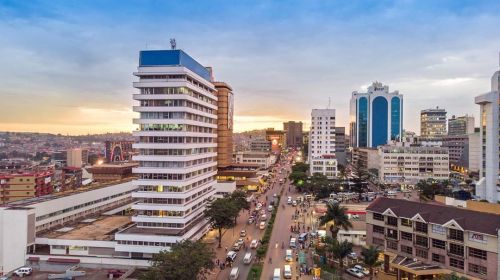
[378,144,449,185]
[86,162,137,183]
[233,151,275,169]
[0,171,54,204]
[366,197,500,280]
[249,138,271,152]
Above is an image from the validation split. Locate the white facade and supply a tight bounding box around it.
[468,132,481,173]
[234,151,275,168]
[67,148,83,168]
[308,109,338,179]
[117,51,218,255]
[474,69,500,202]
[378,144,450,185]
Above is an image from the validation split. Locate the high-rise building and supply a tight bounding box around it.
[116,49,218,255]
[420,107,447,138]
[474,65,500,202]
[67,148,85,168]
[334,127,347,166]
[308,109,338,179]
[213,81,234,169]
[349,82,403,148]
[448,114,475,136]
[283,121,303,148]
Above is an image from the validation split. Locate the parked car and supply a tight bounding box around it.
[250,239,259,248]
[346,268,364,278]
[287,197,292,204]
[259,221,266,229]
[354,265,370,276]
[348,252,358,259]
[13,267,32,277]
[240,229,247,237]
[226,251,238,262]
[0,276,9,280]
[292,200,297,206]
[248,217,255,224]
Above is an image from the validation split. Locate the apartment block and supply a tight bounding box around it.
[0,171,53,204]
[366,198,500,280]
[308,109,338,178]
[378,144,449,185]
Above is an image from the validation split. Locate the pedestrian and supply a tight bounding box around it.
[225,246,228,252]
[216,259,219,265]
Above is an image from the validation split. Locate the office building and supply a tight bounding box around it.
[448,115,475,136]
[474,66,500,202]
[67,148,86,168]
[420,107,447,138]
[378,144,449,185]
[249,138,271,152]
[283,121,303,148]
[351,148,380,171]
[265,128,286,153]
[468,131,481,174]
[334,127,347,166]
[366,197,500,280]
[308,109,338,179]
[213,81,234,169]
[349,82,403,148]
[117,49,218,256]
[233,151,276,169]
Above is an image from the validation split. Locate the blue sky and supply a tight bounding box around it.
[0,0,499,134]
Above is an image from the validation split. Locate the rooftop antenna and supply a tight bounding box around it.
[170,38,177,50]
[327,97,331,109]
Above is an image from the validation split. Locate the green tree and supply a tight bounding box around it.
[329,239,353,272]
[361,245,383,280]
[228,190,250,224]
[141,240,215,280]
[204,197,237,248]
[291,162,309,173]
[435,273,469,280]
[318,202,352,239]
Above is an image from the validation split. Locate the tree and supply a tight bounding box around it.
[361,245,383,280]
[141,240,215,280]
[204,197,237,248]
[329,239,353,272]
[435,273,469,280]
[291,162,309,173]
[318,202,352,239]
[228,190,250,224]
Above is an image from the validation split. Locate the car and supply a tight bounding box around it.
[240,230,247,237]
[287,197,292,204]
[346,268,364,278]
[348,252,358,259]
[13,267,32,277]
[248,217,255,224]
[250,239,259,249]
[259,221,266,229]
[273,193,278,198]
[226,251,238,262]
[237,238,244,245]
[0,276,9,280]
[268,205,273,212]
[354,265,370,276]
[292,200,297,206]
[232,242,242,251]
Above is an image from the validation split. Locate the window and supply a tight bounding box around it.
[469,247,487,260]
[449,243,464,257]
[415,235,428,247]
[416,248,428,259]
[432,224,446,235]
[373,213,384,221]
[448,228,464,241]
[401,245,412,255]
[387,241,398,250]
[415,222,428,233]
[387,216,398,226]
[401,231,412,241]
[449,258,464,270]
[469,263,487,275]
[386,228,398,240]
[373,225,385,234]
[432,239,446,249]
[432,253,445,263]
[372,237,384,246]
[401,218,412,227]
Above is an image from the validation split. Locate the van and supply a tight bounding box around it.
[283,265,292,279]
[273,268,281,280]
[289,238,297,248]
[229,267,239,280]
[298,233,308,243]
[243,252,252,264]
[259,221,266,230]
[285,249,293,262]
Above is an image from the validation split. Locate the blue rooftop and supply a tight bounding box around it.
[139,50,211,81]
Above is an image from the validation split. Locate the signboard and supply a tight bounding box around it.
[227,92,234,130]
[469,232,487,244]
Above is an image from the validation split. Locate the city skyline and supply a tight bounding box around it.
[1,1,500,135]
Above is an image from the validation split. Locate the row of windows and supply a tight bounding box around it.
[117,240,174,247]
[140,148,215,156]
[35,190,133,221]
[140,124,214,133]
[139,157,216,168]
[139,136,215,144]
[139,86,216,105]
[139,167,216,180]
[140,112,216,124]
[138,176,214,193]
[139,99,214,114]
[139,186,212,206]
[137,198,207,217]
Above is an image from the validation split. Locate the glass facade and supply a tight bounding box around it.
[358,97,368,147]
[372,96,388,147]
[391,96,401,141]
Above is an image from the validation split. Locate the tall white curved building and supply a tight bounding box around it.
[115,50,218,257]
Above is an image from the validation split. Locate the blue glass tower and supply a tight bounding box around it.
[349,82,403,148]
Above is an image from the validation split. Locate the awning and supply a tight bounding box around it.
[390,255,463,277]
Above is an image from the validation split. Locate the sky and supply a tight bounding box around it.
[0,0,499,135]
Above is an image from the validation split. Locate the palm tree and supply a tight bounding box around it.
[319,202,353,239]
[361,245,383,280]
[330,239,353,272]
